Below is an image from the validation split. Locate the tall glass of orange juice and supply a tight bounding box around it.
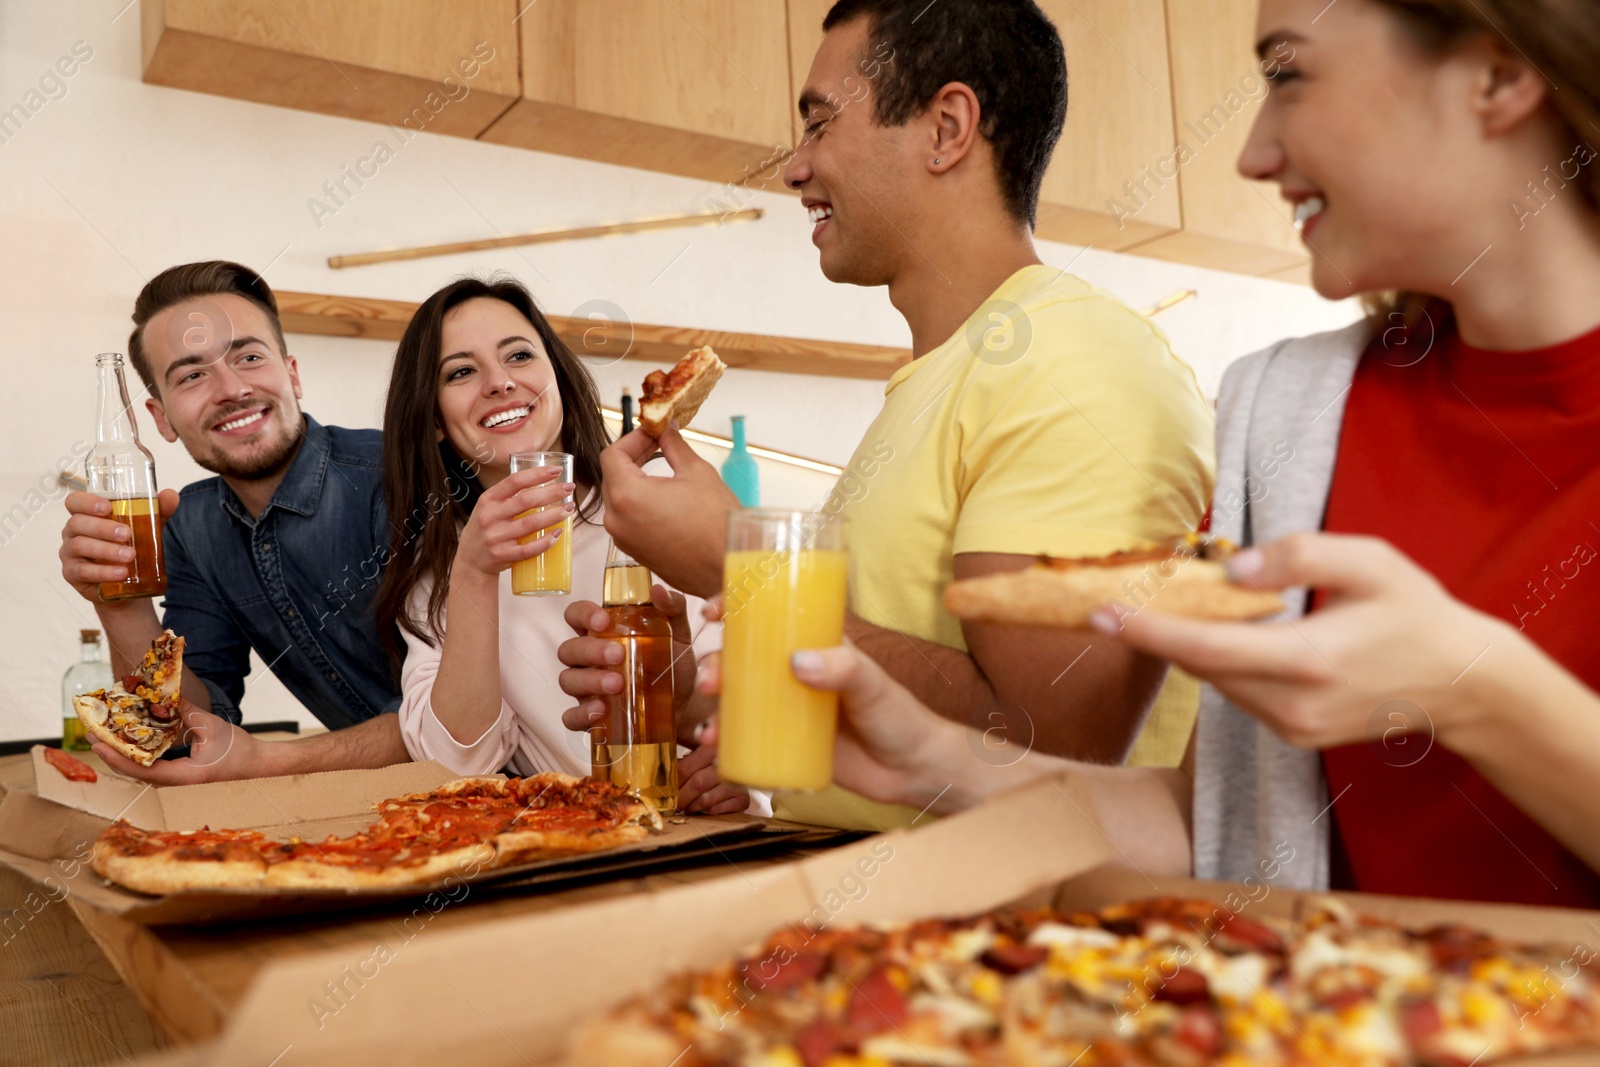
[718,510,848,791]
[508,451,573,596]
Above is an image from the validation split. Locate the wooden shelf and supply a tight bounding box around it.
[275,290,912,381]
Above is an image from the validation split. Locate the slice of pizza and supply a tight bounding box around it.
[73,630,186,766]
[943,534,1285,631]
[638,346,726,437]
[490,773,661,864]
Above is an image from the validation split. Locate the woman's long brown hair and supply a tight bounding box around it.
[373,276,610,665]
[1367,0,1600,336]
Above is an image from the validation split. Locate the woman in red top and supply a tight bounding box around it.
[688,0,1600,910]
[1115,0,1600,908]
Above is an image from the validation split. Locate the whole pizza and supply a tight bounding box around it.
[93,773,660,895]
[572,895,1600,1067]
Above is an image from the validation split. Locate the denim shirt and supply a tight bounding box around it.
[160,415,399,729]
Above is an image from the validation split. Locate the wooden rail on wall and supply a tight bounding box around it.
[275,291,911,381]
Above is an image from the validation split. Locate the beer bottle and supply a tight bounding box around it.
[87,353,166,600]
[62,629,112,751]
[591,541,679,812]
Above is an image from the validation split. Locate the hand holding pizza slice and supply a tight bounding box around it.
[73,630,187,766]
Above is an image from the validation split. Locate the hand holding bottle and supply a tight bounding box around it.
[60,488,180,603]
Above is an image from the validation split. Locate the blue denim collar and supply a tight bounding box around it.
[218,414,330,526]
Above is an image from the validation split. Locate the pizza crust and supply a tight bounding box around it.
[92,839,266,895]
[639,346,726,437]
[944,558,1284,630]
[262,843,495,890]
[493,822,652,866]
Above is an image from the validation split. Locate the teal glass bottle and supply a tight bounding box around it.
[720,415,761,507]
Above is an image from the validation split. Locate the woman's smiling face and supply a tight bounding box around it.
[434,297,565,485]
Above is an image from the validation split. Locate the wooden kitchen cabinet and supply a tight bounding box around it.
[141,0,1310,281]
[141,0,522,139]
[1033,0,1183,251]
[479,0,795,187]
[1129,0,1311,278]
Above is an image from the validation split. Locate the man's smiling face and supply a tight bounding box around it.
[142,293,305,480]
[783,15,919,287]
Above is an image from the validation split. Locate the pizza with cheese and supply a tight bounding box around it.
[572,895,1600,1067]
[638,346,726,437]
[72,629,185,766]
[92,772,660,895]
[944,535,1285,631]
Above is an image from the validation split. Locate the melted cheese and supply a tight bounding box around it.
[1292,930,1428,984]
[1026,924,1120,952]
[1193,950,1270,1005]
[908,991,996,1033]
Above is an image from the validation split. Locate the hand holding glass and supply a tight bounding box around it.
[509,451,574,596]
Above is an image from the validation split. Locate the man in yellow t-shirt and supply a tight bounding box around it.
[569,0,1214,827]
[776,266,1213,828]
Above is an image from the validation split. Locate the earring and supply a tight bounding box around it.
[933,157,942,165]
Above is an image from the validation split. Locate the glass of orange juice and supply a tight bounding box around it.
[717,509,849,791]
[508,451,573,596]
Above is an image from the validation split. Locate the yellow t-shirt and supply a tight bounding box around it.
[774,265,1215,830]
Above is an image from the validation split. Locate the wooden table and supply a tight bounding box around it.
[0,864,170,1066]
[0,749,819,1059]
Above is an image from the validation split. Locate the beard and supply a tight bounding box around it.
[189,403,304,481]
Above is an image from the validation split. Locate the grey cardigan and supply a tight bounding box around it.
[1190,319,1374,891]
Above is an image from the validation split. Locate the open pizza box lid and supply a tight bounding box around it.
[128,768,1600,1067]
[0,747,844,925]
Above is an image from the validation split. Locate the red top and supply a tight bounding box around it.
[1319,317,1600,908]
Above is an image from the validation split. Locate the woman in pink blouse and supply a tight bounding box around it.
[372,276,746,814]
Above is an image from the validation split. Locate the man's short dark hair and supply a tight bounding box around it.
[822,0,1067,228]
[128,261,286,396]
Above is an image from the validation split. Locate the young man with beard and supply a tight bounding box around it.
[569,0,1216,829]
[58,261,409,782]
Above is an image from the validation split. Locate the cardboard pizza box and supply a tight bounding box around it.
[0,747,844,925]
[126,767,1600,1067]
[157,771,1117,1066]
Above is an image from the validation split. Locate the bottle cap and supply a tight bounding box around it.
[80,629,100,643]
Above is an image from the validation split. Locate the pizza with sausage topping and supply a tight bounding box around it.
[572,895,1600,1067]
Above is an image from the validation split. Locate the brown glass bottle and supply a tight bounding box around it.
[591,543,679,812]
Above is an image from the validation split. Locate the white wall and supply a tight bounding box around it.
[0,1,1362,740]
